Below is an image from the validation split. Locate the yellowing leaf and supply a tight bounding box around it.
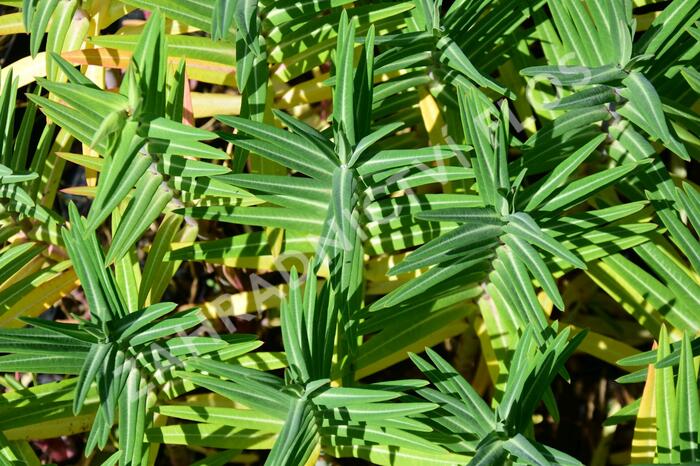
[0,267,78,327]
[61,48,235,87]
[631,343,657,464]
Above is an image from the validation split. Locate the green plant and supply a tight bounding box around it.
[0,0,698,465]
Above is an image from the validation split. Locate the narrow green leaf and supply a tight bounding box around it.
[524,134,606,211]
[505,212,585,269]
[74,343,110,415]
[504,434,552,466]
[503,234,564,310]
[676,333,700,462]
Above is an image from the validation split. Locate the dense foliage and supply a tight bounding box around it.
[0,0,698,465]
